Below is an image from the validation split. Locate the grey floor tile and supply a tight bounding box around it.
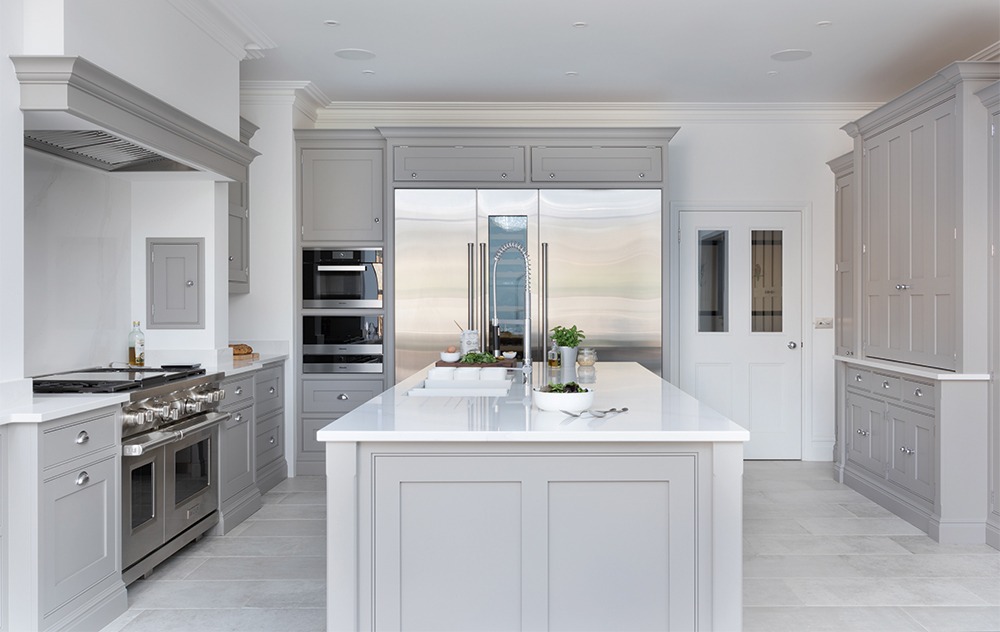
[743,606,926,631]
[743,501,858,519]
[889,535,1000,556]
[274,491,327,505]
[744,534,913,556]
[249,503,326,520]
[183,555,326,581]
[846,554,1000,578]
[840,502,898,518]
[956,578,1000,605]
[175,535,327,557]
[743,518,811,535]
[743,578,808,606]
[743,554,866,578]
[235,518,326,537]
[797,516,926,536]
[785,577,989,607]
[271,476,326,493]
[900,606,1000,631]
[111,607,326,632]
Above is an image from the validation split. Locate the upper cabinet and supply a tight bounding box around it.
[530,146,662,182]
[829,152,856,358]
[394,146,525,182]
[844,62,999,372]
[299,133,384,243]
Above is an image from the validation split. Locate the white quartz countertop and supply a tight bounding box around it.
[0,353,288,425]
[318,362,749,443]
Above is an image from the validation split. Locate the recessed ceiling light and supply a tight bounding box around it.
[323,20,340,26]
[766,70,779,77]
[335,48,376,61]
[770,49,812,62]
[362,70,375,75]
[572,22,588,28]
[816,20,833,27]
[565,71,579,77]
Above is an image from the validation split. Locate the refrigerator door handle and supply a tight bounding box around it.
[480,242,488,352]
[541,242,549,357]
[467,242,476,330]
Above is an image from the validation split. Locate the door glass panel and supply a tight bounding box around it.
[174,437,211,505]
[130,462,155,530]
[488,215,528,354]
[751,230,783,333]
[698,230,728,332]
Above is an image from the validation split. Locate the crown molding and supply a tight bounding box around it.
[169,0,276,61]
[240,81,328,125]
[968,41,1000,62]
[310,101,879,129]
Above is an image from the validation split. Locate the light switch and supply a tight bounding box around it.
[814,317,833,329]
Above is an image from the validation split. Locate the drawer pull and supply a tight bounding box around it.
[269,436,276,445]
[914,388,923,398]
[882,380,890,389]
[337,393,349,401]
[269,387,276,394]
[235,386,243,395]
[234,413,243,423]
[75,471,90,486]
[855,374,863,382]
[75,430,90,445]
[899,446,915,455]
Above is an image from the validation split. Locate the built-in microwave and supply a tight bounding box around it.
[303,248,383,308]
[302,315,383,374]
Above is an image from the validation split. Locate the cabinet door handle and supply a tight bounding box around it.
[882,380,891,389]
[235,386,243,395]
[75,471,90,486]
[229,256,234,262]
[234,412,243,423]
[269,436,276,445]
[895,284,911,290]
[269,387,276,394]
[914,388,923,397]
[337,393,349,400]
[855,374,863,382]
[76,430,90,445]
[899,446,915,455]
[856,429,869,437]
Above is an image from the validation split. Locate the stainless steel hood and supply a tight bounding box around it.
[12,56,257,180]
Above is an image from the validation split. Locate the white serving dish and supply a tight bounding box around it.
[453,367,482,380]
[532,388,595,413]
[427,367,456,380]
[408,379,513,397]
[440,351,461,362]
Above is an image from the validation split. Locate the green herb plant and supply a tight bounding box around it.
[550,325,585,348]
[543,381,589,393]
[460,351,498,364]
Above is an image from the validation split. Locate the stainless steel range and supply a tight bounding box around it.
[34,366,229,585]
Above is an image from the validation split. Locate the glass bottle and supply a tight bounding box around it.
[128,321,145,367]
[547,340,561,367]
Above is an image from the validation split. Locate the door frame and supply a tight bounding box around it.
[668,201,816,459]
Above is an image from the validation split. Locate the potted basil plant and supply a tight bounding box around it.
[550,325,585,367]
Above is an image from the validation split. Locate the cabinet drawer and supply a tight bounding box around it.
[256,411,284,466]
[872,372,902,400]
[301,415,340,456]
[255,366,283,416]
[901,379,935,410]
[42,412,116,471]
[302,379,382,414]
[222,375,254,409]
[846,367,874,392]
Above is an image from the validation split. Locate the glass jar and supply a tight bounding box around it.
[577,347,597,366]
[459,330,480,355]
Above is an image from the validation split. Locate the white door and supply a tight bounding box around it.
[679,211,803,459]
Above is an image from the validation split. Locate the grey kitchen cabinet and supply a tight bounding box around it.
[298,376,383,475]
[0,430,6,632]
[300,147,383,242]
[844,389,888,478]
[6,407,127,632]
[254,362,287,494]
[887,403,935,502]
[393,145,526,182]
[530,146,662,182]
[229,117,257,294]
[216,373,260,535]
[147,238,204,329]
[829,152,857,358]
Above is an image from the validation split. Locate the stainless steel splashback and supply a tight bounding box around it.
[394,189,662,383]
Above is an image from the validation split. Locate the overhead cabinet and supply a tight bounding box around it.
[530,146,662,182]
[393,146,525,182]
[829,153,856,358]
[147,238,204,329]
[301,148,383,242]
[229,117,257,294]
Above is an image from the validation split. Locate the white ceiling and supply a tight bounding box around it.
[225,0,999,104]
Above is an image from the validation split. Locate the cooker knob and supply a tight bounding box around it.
[183,399,204,414]
[123,409,155,427]
[193,389,223,404]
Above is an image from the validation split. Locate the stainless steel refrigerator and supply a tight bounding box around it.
[394,188,662,383]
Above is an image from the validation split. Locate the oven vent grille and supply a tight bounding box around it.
[24,129,194,172]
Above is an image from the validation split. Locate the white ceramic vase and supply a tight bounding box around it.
[559,346,578,369]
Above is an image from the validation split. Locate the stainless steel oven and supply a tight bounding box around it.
[303,248,383,308]
[302,314,383,374]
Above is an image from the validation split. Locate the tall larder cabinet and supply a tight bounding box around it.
[836,61,998,545]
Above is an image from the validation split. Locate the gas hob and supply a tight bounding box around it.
[32,365,206,394]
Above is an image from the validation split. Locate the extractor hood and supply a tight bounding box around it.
[12,56,257,180]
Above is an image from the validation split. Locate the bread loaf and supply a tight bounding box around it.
[230,343,254,356]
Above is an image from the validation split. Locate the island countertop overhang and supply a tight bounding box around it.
[317,362,749,443]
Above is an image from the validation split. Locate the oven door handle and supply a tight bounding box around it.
[316,265,366,272]
[122,411,229,456]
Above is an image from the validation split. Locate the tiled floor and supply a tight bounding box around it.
[101,462,1000,631]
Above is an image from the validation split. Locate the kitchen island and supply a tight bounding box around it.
[318,362,748,631]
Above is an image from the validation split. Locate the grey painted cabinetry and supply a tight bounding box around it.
[0,430,6,632]
[229,117,258,294]
[393,145,525,182]
[530,145,662,182]
[6,408,127,631]
[217,373,260,534]
[829,152,856,358]
[300,146,383,242]
[254,362,287,494]
[146,238,204,329]
[298,376,382,476]
[979,80,1000,550]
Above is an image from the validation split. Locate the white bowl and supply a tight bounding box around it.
[453,367,482,381]
[440,351,461,362]
[532,388,594,413]
[502,351,517,360]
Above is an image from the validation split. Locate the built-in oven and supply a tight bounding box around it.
[303,248,383,308]
[302,314,383,374]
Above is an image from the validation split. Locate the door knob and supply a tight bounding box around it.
[787,341,798,349]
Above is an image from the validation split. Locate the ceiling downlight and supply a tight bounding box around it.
[335,48,376,61]
[770,49,812,62]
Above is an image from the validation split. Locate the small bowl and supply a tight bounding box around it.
[532,388,594,413]
[502,351,517,360]
[440,351,461,362]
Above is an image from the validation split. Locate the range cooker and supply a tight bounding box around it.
[34,365,229,585]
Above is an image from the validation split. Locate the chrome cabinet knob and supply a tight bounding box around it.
[882,380,890,389]
[899,446,915,455]
[269,387,276,394]
[787,341,798,349]
[186,280,194,287]
[76,471,90,486]
[855,374,863,382]
[337,393,349,400]
[914,388,923,397]
[76,430,90,444]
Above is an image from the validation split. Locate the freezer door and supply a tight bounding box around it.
[539,190,663,374]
